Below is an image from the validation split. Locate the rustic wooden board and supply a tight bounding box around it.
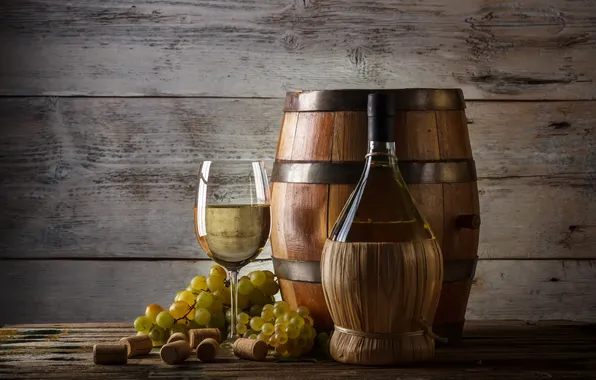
[0,260,273,324]
[1,0,595,99]
[0,259,594,324]
[0,322,594,379]
[1,98,595,259]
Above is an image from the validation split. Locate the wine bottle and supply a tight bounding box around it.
[321,92,444,365]
[330,92,434,243]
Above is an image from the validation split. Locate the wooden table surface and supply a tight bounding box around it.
[0,321,595,379]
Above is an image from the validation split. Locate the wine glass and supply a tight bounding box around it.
[194,160,271,342]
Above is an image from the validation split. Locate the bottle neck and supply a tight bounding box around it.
[366,141,397,166]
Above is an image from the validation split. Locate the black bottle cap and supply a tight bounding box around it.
[367,92,395,142]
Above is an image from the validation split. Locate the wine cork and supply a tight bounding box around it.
[167,332,189,344]
[233,338,268,361]
[93,344,127,365]
[118,335,153,358]
[189,328,221,349]
[196,338,219,362]
[160,340,192,365]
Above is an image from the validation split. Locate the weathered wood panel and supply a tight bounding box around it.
[1,98,595,259]
[0,259,594,324]
[1,322,595,380]
[1,98,594,178]
[0,260,273,324]
[1,0,595,99]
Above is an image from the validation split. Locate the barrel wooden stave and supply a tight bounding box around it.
[271,89,480,339]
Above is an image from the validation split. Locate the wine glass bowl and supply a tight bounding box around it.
[194,160,271,341]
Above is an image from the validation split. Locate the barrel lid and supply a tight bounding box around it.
[284,88,465,112]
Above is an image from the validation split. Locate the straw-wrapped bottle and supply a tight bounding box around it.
[321,92,444,365]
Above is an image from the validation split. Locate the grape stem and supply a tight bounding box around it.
[173,301,197,325]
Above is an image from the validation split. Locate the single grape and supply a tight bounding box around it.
[303,338,315,354]
[207,311,226,330]
[213,287,231,305]
[261,322,275,336]
[209,265,227,278]
[304,315,314,326]
[286,340,302,358]
[275,343,289,356]
[286,324,300,339]
[307,325,317,340]
[268,334,280,348]
[174,289,184,301]
[261,309,275,322]
[194,308,211,325]
[237,312,250,325]
[249,271,267,287]
[273,305,287,318]
[283,310,298,323]
[225,308,232,323]
[259,279,280,296]
[250,316,264,331]
[238,278,255,295]
[243,329,256,338]
[256,332,268,342]
[237,323,248,335]
[262,304,274,313]
[249,304,263,317]
[263,270,275,280]
[275,332,288,345]
[249,289,270,306]
[134,316,153,333]
[290,315,305,328]
[191,275,208,292]
[178,290,196,306]
[156,311,175,329]
[275,324,286,335]
[145,304,164,323]
[296,337,308,348]
[238,293,250,309]
[196,291,214,309]
[210,299,224,313]
[149,325,166,343]
[207,274,225,291]
[248,334,258,340]
[275,317,286,326]
[187,286,200,295]
[299,326,310,339]
[296,306,309,317]
[170,323,189,336]
[169,301,190,319]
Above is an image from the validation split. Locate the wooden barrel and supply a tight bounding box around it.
[270,89,480,342]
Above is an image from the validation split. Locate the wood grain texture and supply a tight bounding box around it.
[1,0,595,99]
[1,98,595,259]
[397,111,441,160]
[0,259,594,324]
[270,183,328,261]
[1,322,595,379]
[291,113,335,161]
[0,260,273,324]
[442,182,480,261]
[437,110,473,159]
[331,112,368,162]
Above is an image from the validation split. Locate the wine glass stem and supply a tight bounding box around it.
[228,269,239,341]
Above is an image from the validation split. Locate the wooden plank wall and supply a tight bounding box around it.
[0,0,595,324]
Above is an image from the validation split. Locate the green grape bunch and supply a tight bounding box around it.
[132,266,291,349]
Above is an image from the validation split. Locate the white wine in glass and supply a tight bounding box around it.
[194,160,271,342]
